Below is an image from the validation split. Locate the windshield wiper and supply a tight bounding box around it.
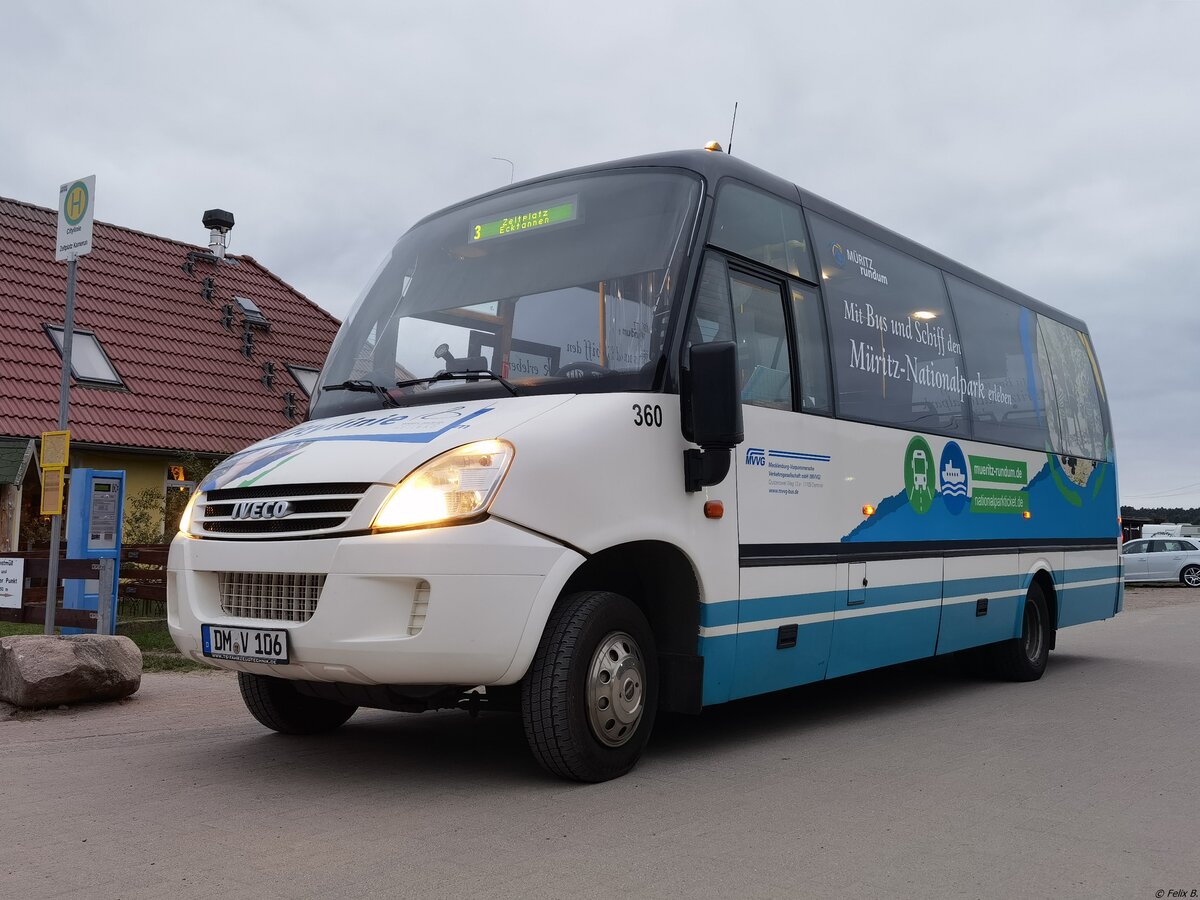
[395,369,520,397]
[321,379,400,407]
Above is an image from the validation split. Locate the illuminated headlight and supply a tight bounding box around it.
[372,440,515,531]
[178,491,200,536]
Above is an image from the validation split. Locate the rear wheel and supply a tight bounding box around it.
[521,591,658,782]
[238,672,357,734]
[987,582,1050,682]
[1181,565,1200,588]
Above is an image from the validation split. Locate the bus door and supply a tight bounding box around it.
[697,260,838,699]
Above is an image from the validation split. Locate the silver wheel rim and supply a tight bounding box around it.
[1023,602,1044,663]
[586,631,646,748]
[1185,567,1200,587]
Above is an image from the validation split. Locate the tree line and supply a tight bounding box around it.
[1120,506,1200,525]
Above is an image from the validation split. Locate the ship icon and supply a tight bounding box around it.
[941,460,967,496]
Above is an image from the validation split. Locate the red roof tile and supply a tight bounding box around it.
[0,196,340,455]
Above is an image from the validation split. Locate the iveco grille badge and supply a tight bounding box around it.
[232,500,294,520]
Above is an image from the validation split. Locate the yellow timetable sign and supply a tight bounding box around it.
[41,467,65,516]
[41,430,70,468]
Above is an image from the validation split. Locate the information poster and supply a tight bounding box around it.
[0,557,23,609]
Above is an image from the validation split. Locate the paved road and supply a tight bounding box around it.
[4,588,1198,899]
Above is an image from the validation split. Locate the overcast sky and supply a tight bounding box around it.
[3,1,1198,508]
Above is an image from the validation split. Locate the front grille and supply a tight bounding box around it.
[219,572,326,622]
[205,483,371,502]
[196,483,371,539]
[203,517,346,535]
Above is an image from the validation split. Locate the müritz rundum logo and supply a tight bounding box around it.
[832,242,889,285]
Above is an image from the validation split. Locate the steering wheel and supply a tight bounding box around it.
[554,361,611,379]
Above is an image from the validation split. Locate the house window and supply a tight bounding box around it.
[45,327,124,387]
[286,364,321,397]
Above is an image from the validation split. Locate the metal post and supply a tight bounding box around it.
[44,256,78,635]
[95,557,115,636]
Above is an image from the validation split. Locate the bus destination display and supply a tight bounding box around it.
[470,196,577,242]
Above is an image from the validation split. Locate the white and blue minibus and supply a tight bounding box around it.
[169,147,1121,781]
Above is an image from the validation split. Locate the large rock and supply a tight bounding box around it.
[0,635,141,708]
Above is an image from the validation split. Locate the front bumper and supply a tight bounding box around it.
[167,518,584,686]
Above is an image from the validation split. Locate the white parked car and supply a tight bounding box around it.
[1121,538,1200,587]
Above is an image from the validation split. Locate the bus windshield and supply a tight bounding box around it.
[311,169,701,417]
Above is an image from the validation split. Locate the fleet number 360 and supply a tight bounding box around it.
[632,404,663,427]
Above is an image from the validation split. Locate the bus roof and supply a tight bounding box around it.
[413,149,1089,335]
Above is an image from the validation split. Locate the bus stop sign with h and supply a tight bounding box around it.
[43,175,100,634]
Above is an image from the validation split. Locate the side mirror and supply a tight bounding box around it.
[681,341,744,492]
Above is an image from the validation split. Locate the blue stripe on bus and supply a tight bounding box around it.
[825,604,941,680]
[1058,565,1121,584]
[1059,579,1121,626]
[697,634,738,706]
[731,571,1019,628]
[733,589,839,624]
[698,564,1121,706]
[935,593,1023,655]
[718,568,1121,631]
[699,601,739,628]
[729,625,831,700]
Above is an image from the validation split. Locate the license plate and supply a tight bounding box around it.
[201,624,289,664]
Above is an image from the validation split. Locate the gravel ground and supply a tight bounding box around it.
[2,584,1197,900]
[1121,583,1198,610]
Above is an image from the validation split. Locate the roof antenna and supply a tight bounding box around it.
[492,157,514,184]
[727,102,738,156]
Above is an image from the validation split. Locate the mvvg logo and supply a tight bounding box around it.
[746,448,766,466]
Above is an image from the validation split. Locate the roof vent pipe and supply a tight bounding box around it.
[202,209,235,259]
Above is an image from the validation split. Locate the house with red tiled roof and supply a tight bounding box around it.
[0,195,340,550]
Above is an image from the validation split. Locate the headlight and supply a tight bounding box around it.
[372,439,514,531]
[178,491,200,536]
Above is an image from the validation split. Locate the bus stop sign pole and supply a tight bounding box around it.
[44,256,78,635]
[45,175,95,635]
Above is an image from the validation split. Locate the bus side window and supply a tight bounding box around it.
[1036,315,1107,461]
[729,270,793,410]
[710,181,816,282]
[791,283,831,413]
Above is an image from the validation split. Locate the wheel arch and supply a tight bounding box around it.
[558,540,704,713]
[1029,567,1059,650]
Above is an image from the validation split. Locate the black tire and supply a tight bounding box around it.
[987,582,1051,682]
[238,672,357,734]
[1181,565,1200,588]
[521,591,658,782]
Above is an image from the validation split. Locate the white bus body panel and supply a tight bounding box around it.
[169,393,734,688]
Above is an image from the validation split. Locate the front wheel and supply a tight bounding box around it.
[238,672,357,734]
[987,582,1050,682]
[521,591,658,782]
[1181,565,1200,588]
